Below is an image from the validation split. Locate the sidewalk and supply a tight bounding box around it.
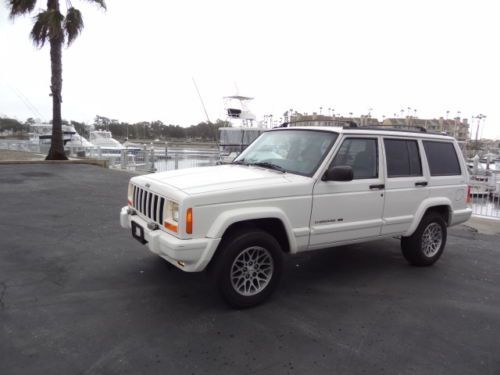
[0,149,46,161]
[465,215,500,235]
[0,149,108,167]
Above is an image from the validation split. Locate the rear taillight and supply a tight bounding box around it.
[466,185,472,204]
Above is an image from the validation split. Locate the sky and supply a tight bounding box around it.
[0,0,499,139]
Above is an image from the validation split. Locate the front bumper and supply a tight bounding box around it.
[120,206,220,272]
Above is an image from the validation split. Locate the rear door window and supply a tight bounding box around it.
[384,138,422,177]
[384,139,422,177]
[423,141,461,176]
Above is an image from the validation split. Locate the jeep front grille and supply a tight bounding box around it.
[132,185,165,225]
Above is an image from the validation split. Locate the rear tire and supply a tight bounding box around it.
[401,213,447,266]
[211,229,283,308]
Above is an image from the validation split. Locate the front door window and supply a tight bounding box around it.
[331,138,378,179]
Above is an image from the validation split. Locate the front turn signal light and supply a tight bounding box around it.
[186,208,193,234]
[164,222,178,233]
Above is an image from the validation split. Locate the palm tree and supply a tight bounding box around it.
[8,0,106,160]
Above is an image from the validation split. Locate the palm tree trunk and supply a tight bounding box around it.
[45,0,67,160]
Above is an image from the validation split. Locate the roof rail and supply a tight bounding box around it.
[342,126,449,136]
[277,120,357,128]
[275,122,448,136]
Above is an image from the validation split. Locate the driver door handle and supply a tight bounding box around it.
[369,184,385,190]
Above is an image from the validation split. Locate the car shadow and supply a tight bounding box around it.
[127,237,412,311]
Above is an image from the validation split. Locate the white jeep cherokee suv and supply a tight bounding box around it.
[120,126,472,308]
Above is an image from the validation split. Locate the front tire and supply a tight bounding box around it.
[211,229,284,308]
[401,213,447,266]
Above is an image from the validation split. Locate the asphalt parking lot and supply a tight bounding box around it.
[1,164,499,375]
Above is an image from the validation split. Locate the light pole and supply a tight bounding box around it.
[474,114,486,143]
[367,108,373,126]
[455,111,461,138]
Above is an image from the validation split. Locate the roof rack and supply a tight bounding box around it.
[277,120,358,128]
[276,122,448,136]
[342,125,449,136]
[343,125,426,132]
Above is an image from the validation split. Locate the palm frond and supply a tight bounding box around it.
[8,0,37,18]
[83,0,106,10]
[30,9,64,47]
[64,7,83,45]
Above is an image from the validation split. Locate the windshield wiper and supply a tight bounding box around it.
[249,161,286,173]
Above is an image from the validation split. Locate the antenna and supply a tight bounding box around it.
[192,77,211,123]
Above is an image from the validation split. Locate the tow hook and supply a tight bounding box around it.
[147,222,159,231]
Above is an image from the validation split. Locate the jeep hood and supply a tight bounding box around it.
[144,165,306,195]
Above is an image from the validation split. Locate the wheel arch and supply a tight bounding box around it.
[404,198,452,237]
[206,207,296,254]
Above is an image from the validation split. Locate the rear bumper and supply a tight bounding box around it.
[450,207,473,226]
[120,206,220,272]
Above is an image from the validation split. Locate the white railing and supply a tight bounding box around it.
[0,139,42,153]
[469,174,500,218]
[105,147,219,173]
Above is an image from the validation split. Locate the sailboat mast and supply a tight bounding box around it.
[192,77,211,123]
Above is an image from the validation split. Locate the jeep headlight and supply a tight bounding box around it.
[170,201,179,222]
[163,200,179,233]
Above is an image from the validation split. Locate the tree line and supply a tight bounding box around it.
[0,116,230,142]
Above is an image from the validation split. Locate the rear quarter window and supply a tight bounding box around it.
[423,141,461,176]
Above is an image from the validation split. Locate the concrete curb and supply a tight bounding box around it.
[0,159,109,168]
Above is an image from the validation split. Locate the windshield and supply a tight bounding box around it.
[234,129,338,176]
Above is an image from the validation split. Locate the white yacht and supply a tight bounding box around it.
[29,123,93,148]
[89,130,143,155]
[89,130,123,152]
[218,95,267,163]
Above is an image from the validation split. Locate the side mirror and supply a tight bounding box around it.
[322,165,353,181]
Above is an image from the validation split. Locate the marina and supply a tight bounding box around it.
[1,104,500,219]
[1,138,500,220]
